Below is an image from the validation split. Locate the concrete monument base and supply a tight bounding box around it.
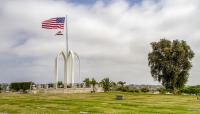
[31,87,103,94]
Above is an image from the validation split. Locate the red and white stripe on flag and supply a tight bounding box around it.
[42,17,65,29]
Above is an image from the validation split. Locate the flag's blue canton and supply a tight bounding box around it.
[56,17,65,23]
[42,17,65,29]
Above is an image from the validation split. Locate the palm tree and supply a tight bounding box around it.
[100,78,112,92]
[90,78,97,92]
[83,78,90,88]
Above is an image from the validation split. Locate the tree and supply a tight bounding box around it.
[117,81,126,87]
[83,78,90,88]
[100,78,112,92]
[148,39,194,94]
[90,78,97,92]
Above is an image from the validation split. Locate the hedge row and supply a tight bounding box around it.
[10,82,33,92]
[181,85,200,95]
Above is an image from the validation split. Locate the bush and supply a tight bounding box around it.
[121,86,129,92]
[57,81,64,88]
[141,87,150,93]
[0,84,2,93]
[134,89,140,93]
[181,85,200,95]
[128,89,134,92]
[48,83,54,88]
[10,82,33,93]
[157,87,167,94]
[116,86,136,92]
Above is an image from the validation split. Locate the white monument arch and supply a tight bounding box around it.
[54,50,80,89]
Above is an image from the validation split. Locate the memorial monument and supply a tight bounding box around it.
[42,16,80,89]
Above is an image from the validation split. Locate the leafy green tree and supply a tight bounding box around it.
[90,78,98,92]
[148,39,194,94]
[117,81,126,87]
[83,78,90,88]
[100,78,112,92]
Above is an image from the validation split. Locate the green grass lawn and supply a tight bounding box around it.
[0,92,199,114]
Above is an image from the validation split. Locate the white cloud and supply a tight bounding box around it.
[0,0,200,85]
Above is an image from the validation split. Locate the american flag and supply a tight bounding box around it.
[42,17,65,29]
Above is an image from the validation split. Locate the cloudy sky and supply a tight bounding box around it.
[0,0,200,85]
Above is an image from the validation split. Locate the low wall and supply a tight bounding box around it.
[64,88,92,93]
[31,87,103,94]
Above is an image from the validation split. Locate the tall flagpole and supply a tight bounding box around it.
[65,15,68,89]
[65,15,68,56]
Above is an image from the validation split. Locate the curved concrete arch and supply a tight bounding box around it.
[74,52,81,84]
[55,51,67,89]
[55,50,80,89]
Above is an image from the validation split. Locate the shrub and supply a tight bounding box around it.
[0,84,2,92]
[134,89,140,93]
[157,87,167,94]
[83,78,90,88]
[116,86,135,92]
[121,86,129,92]
[48,83,54,88]
[181,85,200,95]
[57,81,64,88]
[128,89,134,92]
[141,87,150,93]
[10,82,33,93]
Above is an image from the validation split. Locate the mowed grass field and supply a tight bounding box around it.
[0,92,199,114]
